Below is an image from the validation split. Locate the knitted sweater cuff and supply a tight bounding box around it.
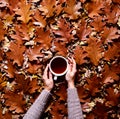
[36,89,51,104]
[67,88,80,102]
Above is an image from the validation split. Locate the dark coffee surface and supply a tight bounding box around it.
[51,57,67,74]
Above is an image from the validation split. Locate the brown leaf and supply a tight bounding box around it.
[64,0,82,19]
[53,41,68,57]
[84,37,103,65]
[85,75,102,96]
[102,63,120,84]
[14,23,33,41]
[26,45,44,61]
[0,109,12,119]
[14,0,32,23]
[7,0,19,12]
[85,0,104,18]
[10,26,24,45]
[6,41,25,66]
[5,60,16,78]
[33,9,46,27]
[54,82,67,101]
[104,43,120,61]
[49,100,67,118]
[100,27,119,44]
[0,73,7,91]
[39,0,57,17]
[76,85,89,103]
[77,19,91,41]
[52,18,74,43]
[103,4,120,24]
[4,91,26,113]
[34,28,52,49]
[14,74,39,94]
[0,21,6,42]
[73,45,87,65]
[105,87,120,106]
[93,102,109,119]
[112,0,120,4]
[90,16,105,32]
[0,50,3,61]
[27,62,42,74]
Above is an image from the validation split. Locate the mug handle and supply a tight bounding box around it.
[54,76,57,80]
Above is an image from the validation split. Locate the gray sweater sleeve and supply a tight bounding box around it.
[23,89,51,119]
[67,88,84,119]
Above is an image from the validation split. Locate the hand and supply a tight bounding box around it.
[43,64,54,92]
[65,57,77,88]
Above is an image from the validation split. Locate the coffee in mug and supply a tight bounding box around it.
[49,56,68,80]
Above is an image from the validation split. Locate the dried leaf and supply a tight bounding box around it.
[4,91,26,113]
[84,37,103,65]
[6,41,25,66]
[14,0,32,23]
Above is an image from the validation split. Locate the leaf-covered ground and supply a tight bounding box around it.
[0,0,120,118]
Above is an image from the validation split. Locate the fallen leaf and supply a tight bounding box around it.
[4,91,26,113]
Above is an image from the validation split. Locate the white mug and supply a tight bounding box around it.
[49,56,68,80]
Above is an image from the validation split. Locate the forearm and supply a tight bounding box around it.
[23,89,51,119]
[67,88,83,119]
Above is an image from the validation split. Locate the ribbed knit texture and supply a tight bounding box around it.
[23,88,84,119]
[23,89,51,119]
[67,88,83,119]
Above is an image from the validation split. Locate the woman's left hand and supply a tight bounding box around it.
[43,64,54,92]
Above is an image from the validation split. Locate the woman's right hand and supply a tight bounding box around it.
[65,57,77,88]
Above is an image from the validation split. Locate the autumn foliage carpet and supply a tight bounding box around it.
[0,0,120,118]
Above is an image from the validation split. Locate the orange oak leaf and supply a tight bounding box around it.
[49,100,67,118]
[100,27,120,44]
[26,45,44,61]
[0,73,7,91]
[112,0,120,4]
[104,43,120,61]
[105,87,120,106]
[27,62,42,74]
[14,0,32,23]
[15,23,33,41]
[77,19,91,41]
[39,0,57,17]
[103,4,120,24]
[85,75,102,96]
[52,18,74,43]
[90,16,105,32]
[85,0,104,18]
[34,28,52,49]
[54,82,67,101]
[4,91,26,113]
[101,63,120,84]
[84,37,103,65]
[0,50,3,61]
[33,9,46,27]
[73,45,87,65]
[10,26,25,45]
[14,74,39,94]
[0,109,12,119]
[6,41,25,66]
[76,85,89,103]
[4,60,16,78]
[85,113,95,119]
[53,41,68,57]
[92,102,109,119]
[64,0,82,19]
[0,21,6,42]
[7,0,19,13]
